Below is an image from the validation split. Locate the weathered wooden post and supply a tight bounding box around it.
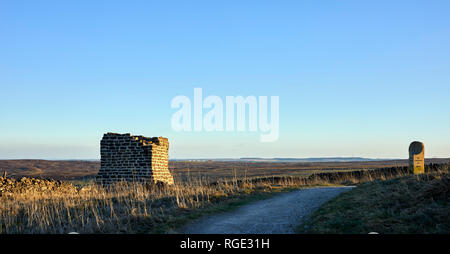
[409,141,425,174]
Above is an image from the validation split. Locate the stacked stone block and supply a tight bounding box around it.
[409,141,425,174]
[96,133,174,185]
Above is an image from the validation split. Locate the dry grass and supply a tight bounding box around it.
[0,176,308,234]
[1,164,448,234]
[297,166,450,234]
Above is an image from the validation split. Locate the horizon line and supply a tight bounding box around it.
[2,156,449,161]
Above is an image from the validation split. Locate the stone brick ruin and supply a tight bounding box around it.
[96,133,174,186]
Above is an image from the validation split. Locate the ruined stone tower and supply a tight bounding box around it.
[96,133,174,185]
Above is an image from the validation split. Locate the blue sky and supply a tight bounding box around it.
[1,0,449,159]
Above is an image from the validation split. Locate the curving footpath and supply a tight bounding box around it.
[180,186,354,234]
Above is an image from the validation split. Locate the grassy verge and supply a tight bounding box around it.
[297,172,449,234]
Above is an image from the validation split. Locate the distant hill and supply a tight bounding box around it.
[174,157,390,162]
[0,160,100,180]
[240,157,386,162]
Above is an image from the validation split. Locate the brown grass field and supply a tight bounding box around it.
[0,160,448,234]
[0,159,448,234]
[1,158,450,182]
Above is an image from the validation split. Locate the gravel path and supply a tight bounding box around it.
[180,186,354,234]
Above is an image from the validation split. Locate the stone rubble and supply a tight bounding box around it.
[0,176,77,196]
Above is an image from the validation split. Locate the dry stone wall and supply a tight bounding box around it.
[96,133,174,185]
[0,176,77,196]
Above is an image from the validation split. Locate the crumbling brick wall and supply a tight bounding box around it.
[96,133,174,185]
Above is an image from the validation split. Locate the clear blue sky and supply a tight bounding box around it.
[1,0,449,159]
